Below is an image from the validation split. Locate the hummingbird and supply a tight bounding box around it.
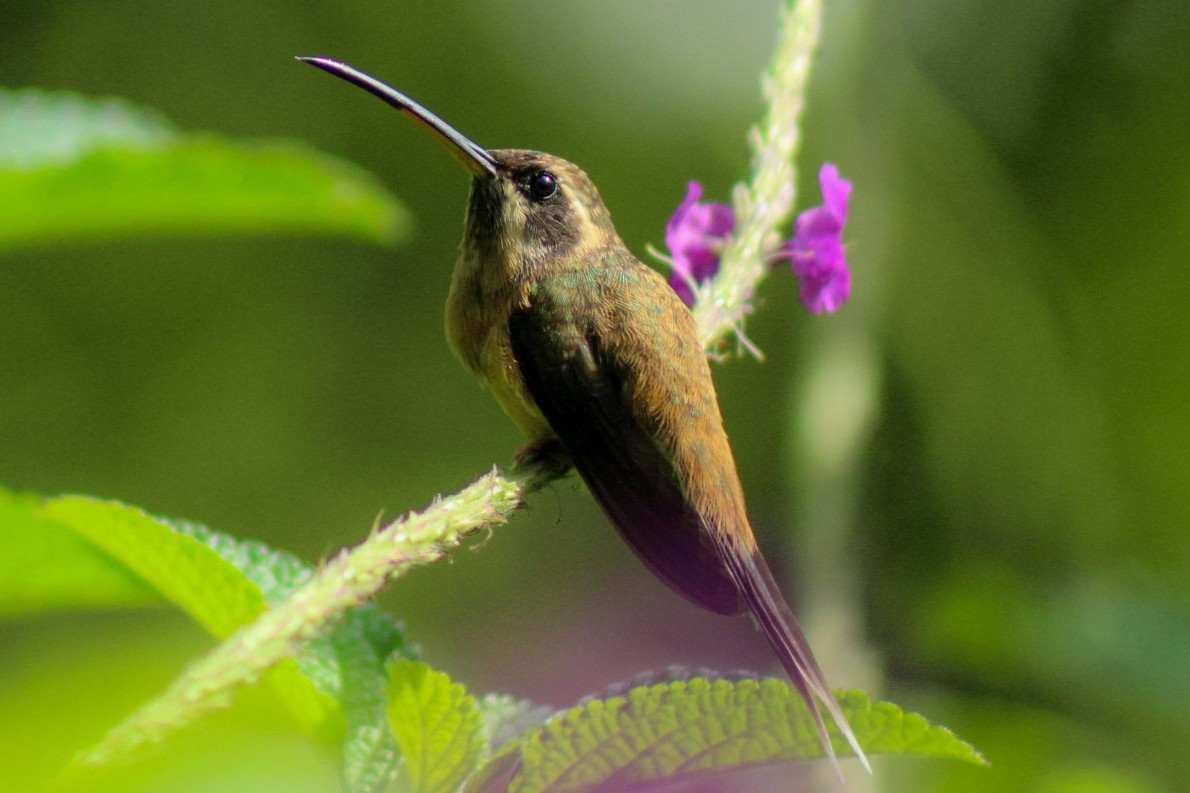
[300,56,868,771]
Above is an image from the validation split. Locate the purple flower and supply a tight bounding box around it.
[665,181,735,306]
[784,163,852,314]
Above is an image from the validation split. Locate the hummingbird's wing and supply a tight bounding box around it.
[508,278,743,616]
[509,267,868,771]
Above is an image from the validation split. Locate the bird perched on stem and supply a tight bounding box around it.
[300,56,869,774]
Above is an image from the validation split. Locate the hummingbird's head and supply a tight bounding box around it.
[463,149,618,273]
[298,57,622,275]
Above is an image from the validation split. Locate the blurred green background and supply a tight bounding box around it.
[2,0,1188,791]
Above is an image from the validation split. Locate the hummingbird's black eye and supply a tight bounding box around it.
[523,170,558,202]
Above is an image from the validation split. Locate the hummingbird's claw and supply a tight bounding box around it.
[512,437,571,478]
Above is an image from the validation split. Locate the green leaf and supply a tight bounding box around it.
[170,520,343,720]
[0,88,406,250]
[387,660,486,793]
[39,496,343,742]
[504,678,985,793]
[5,486,407,787]
[40,496,266,636]
[177,519,415,771]
[0,487,157,617]
[337,610,405,793]
[35,493,414,787]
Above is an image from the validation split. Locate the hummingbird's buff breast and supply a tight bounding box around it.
[445,250,553,442]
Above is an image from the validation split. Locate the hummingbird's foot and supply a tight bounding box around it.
[512,437,571,479]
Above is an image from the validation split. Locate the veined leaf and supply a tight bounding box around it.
[387,660,486,793]
[502,678,985,793]
[337,609,405,793]
[0,89,406,250]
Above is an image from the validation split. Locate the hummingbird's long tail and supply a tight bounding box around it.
[715,532,871,776]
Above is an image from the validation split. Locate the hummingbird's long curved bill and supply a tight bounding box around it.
[298,56,498,178]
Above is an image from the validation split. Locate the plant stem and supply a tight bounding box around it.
[694,0,821,351]
[65,466,542,770]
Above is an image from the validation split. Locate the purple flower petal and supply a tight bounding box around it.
[819,163,850,226]
[784,163,852,314]
[665,181,735,306]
